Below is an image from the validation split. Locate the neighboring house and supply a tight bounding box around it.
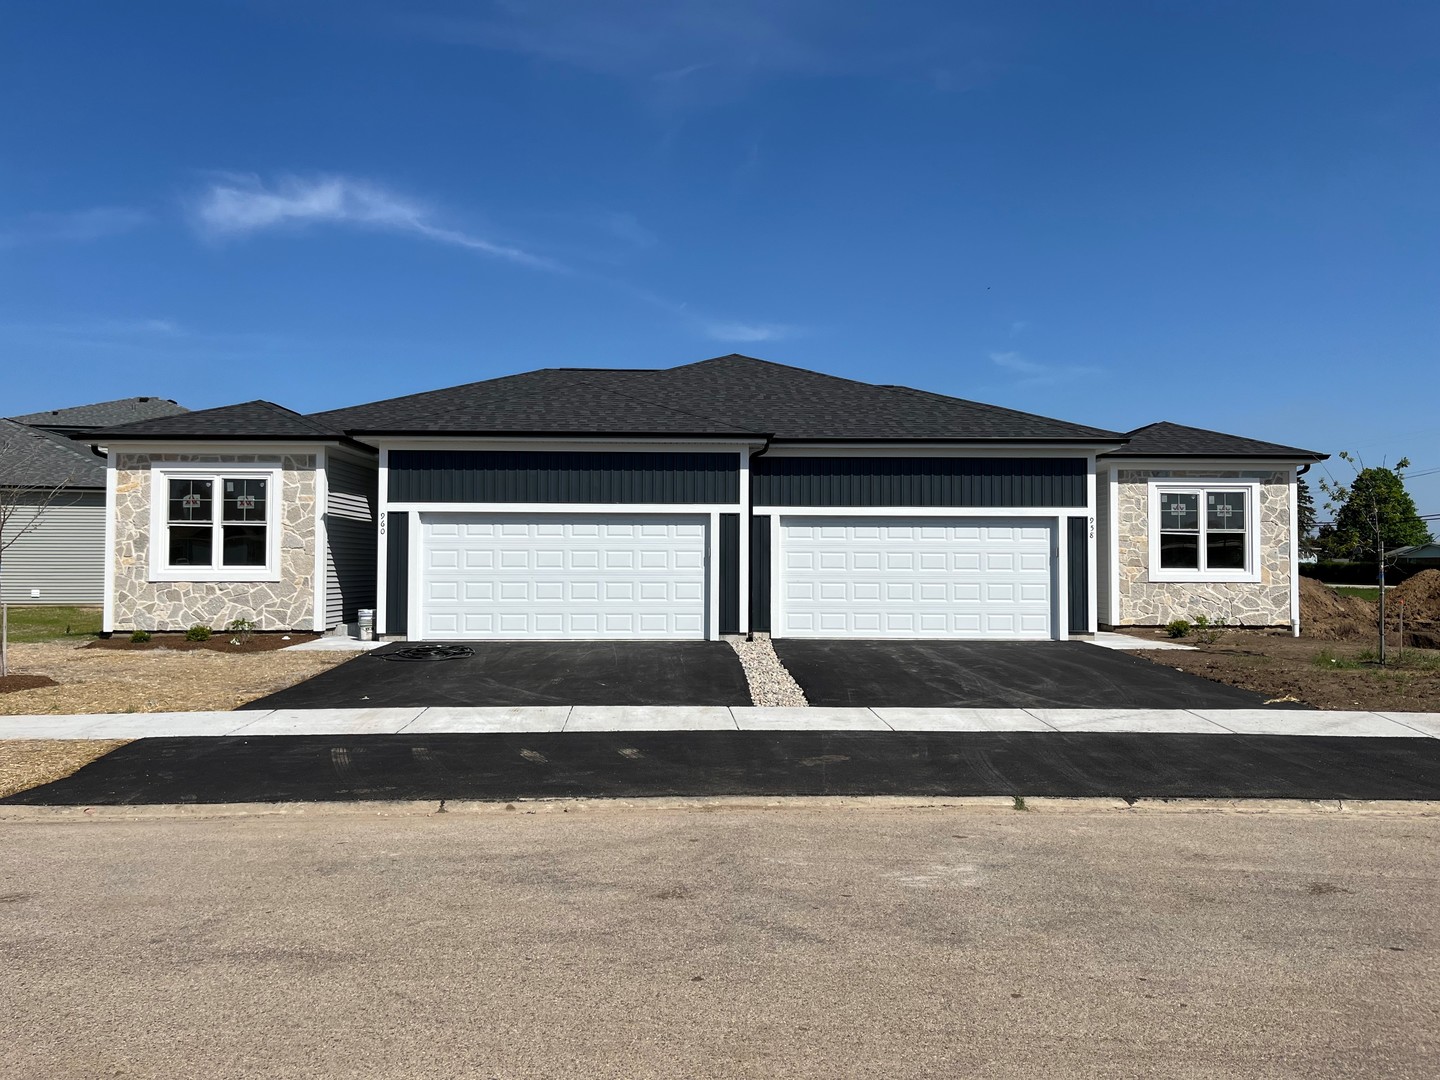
[78,355,1324,639]
[1389,543,1440,575]
[1,397,187,605]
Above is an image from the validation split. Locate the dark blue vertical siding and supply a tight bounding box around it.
[752,457,1085,507]
[750,515,771,633]
[389,450,738,503]
[1068,516,1089,635]
[719,514,740,635]
[385,512,408,637]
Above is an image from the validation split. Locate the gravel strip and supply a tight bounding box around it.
[729,634,808,707]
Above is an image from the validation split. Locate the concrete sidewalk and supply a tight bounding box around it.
[1,705,1437,739]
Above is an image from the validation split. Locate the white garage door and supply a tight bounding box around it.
[419,513,708,639]
[779,517,1053,639]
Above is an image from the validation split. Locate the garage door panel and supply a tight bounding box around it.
[780,517,1052,640]
[420,513,708,640]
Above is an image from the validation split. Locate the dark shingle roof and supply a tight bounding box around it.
[10,396,187,431]
[314,367,757,436]
[1104,421,1325,460]
[83,401,346,441]
[313,355,1125,442]
[0,419,105,488]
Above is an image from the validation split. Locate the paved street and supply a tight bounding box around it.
[4,805,1437,1078]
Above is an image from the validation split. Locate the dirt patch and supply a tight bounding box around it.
[1133,632,1440,711]
[1297,571,1440,644]
[0,641,353,715]
[0,739,128,799]
[1393,569,1440,624]
[1299,577,1379,641]
[88,633,322,653]
[0,675,59,695]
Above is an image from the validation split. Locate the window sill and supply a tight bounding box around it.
[148,569,283,584]
[1147,570,1261,585]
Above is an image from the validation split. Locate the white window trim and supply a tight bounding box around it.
[148,461,284,583]
[1147,479,1261,583]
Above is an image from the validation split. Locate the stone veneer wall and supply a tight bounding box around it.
[113,453,317,631]
[1115,468,1292,627]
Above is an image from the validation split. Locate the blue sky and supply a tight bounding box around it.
[3,1,1438,516]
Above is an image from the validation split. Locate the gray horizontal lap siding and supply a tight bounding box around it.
[325,457,378,628]
[752,457,1086,507]
[389,450,739,504]
[0,490,104,604]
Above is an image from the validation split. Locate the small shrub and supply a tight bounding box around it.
[185,625,212,642]
[225,617,257,646]
[1165,619,1191,638]
[129,630,152,643]
[1190,613,1230,645]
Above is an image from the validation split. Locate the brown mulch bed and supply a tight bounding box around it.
[0,739,129,799]
[1130,631,1440,712]
[0,642,353,715]
[0,675,60,695]
[87,633,321,653]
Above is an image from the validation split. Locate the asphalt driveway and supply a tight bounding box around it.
[772,640,1288,709]
[7,730,1440,804]
[243,641,752,709]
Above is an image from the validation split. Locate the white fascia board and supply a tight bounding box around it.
[105,441,336,456]
[365,436,765,453]
[754,505,1082,518]
[391,501,742,514]
[1103,457,1313,470]
[763,442,1124,458]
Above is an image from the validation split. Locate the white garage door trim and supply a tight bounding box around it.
[416,511,710,640]
[776,515,1056,640]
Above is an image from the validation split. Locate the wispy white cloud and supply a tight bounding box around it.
[601,211,659,249]
[703,321,802,343]
[191,174,561,270]
[397,1,995,110]
[0,206,148,247]
[989,350,1102,387]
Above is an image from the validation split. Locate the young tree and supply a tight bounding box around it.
[1317,456,1433,560]
[1297,474,1318,558]
[0,477,73,677]
[1317,454,1434,664]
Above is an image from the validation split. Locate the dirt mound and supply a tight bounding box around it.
[1299,577,1376,641]
[1392,569,1440,624]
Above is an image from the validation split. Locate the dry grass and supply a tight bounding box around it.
[0,739,129,798]
[0,641,353,715]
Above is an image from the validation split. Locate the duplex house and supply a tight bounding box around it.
[77,355,1323,640]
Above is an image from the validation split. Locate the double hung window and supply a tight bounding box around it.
[150,466,281,581]
[1148,482,1259,582]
